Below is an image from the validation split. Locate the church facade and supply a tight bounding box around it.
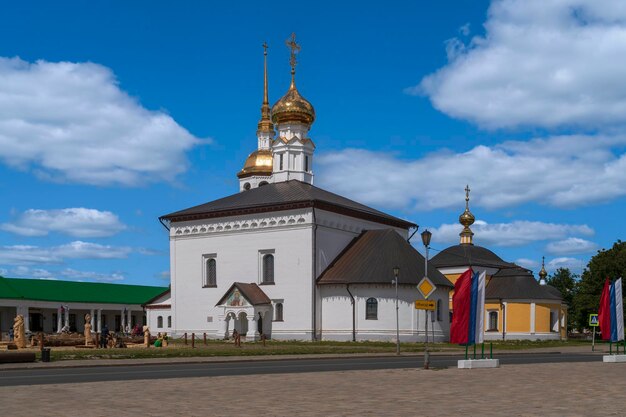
[151,36,453,342]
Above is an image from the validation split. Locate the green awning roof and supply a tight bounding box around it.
[0,276,167,305]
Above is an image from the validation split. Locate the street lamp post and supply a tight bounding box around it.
[392,266,400,356]
[421,229,432,370]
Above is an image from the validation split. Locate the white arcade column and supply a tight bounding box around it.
[127,309,132,330]
[97,309,102,332]
[120,309,126,332]
[90,309,95,330]
[64,307,70,330]
[218,315,228,339]
[247,314,258,341]
[57,309,63,333]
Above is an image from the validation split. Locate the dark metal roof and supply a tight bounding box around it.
[430,244,515,269]
[215,282,272,306]
[485,267,562,301]
[160,180,415,229]
[317,229,452,287]
[544,284,565,300]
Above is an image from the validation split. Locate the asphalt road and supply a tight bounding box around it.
[0,353,601,386]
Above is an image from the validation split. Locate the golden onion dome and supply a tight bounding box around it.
[271,81,315,126]
[459,209,475,227]
[237,149,273,178]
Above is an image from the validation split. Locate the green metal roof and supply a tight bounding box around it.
[0,276,167,305]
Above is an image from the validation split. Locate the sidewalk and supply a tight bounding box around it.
[0,344,603,371]
[1,361,625,417]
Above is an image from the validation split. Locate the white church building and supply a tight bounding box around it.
[149,36,452,342]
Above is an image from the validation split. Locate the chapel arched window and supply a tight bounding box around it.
[366,298,378,320]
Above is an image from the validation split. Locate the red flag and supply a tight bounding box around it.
[450,268,473,344]
[598,278,611,341]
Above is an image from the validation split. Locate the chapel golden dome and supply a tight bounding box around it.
[270,33,316,126]
[237,149,273,178]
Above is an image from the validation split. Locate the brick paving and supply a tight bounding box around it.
[1,361,625,416]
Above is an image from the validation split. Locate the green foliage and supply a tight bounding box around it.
[573,240,626,331]
[546,268,578,331]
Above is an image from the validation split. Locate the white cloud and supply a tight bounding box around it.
[0,265,123,282]
[411,0,626,130]
[547,257,585,273]
[430,219,593,247]
[0,208,126,237]
[156,270,170,281]
[0,241,131,265]
[546,237,598,255]
[7,266,55,279]
[515,258,539,269]
[0,57,203,186]
[60,268,125,282]
[316,134,626,211]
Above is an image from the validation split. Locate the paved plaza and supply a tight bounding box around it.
[1,361,625,416]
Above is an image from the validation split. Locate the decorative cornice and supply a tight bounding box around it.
[171,211,311,237]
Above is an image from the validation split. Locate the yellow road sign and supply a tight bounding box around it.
[417,277,436,299]
[415,300,436,310]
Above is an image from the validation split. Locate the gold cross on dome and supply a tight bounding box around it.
[465,184,471,207]
[285,33,301,73]
[262,41,268,56]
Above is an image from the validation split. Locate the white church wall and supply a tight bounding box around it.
[169,209,314,339]
[315,209,409,277]
[320,285,450,342]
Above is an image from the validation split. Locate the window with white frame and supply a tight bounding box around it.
[157,316,163,328]
[260,250,275,284]
[202,254,217,287]
[436,299,442,321]
[275,303,284,321]
[167,316,171,327]
[488,311,498,331]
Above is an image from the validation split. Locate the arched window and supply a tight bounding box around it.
[366,298,378,320]
[279,154,284,170]
[157,316,163,328]
[274,303,283,321]
[167,316,171,327]
[262,254,274,284]
[436,299,442,321]
[259,181,269,187]
[488,311,498,331]
[305,155,309,172]
[205,258,217,287]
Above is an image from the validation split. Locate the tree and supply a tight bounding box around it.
[546,268,578,331]
[573,240,626,332]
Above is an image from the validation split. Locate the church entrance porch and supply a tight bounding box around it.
[216,282,272,342]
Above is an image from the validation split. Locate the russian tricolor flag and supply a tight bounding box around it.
[598,278,624,342]
[450,268,486,345]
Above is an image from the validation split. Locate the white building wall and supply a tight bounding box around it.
[169,209,314,339]
[319,285,450,342]
[315,209,409,277]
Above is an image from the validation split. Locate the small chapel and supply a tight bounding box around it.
[150,35,453,342]
[431,187,568,340]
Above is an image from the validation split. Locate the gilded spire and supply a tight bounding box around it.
[539,256,548,284]
[285,33,301,89]
[257,42,274,136]
[459,184,475,245]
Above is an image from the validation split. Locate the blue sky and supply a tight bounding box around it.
[1,0,625,285]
